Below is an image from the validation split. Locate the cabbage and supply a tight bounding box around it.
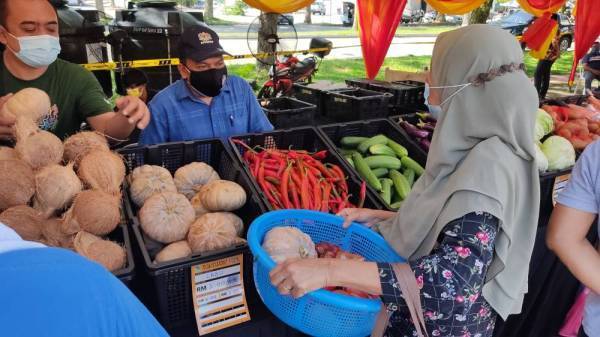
[534,143,548,173]
[535,108,554,141]
[540,136,575,171]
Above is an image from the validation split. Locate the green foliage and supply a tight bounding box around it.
[224,0,248,15]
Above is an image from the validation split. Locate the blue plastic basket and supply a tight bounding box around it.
[248,210,404,337]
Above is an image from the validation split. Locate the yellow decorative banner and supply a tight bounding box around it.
[243,0,315,14]
[424,0,486,15]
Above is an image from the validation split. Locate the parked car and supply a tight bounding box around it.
[311,2,325,15]
[401,9,424,24]
[278,14,294,25]
[495,10,574,51]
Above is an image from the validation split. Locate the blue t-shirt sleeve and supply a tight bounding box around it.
[556,141,599,214]
[582,54,590,64]
[140,98,169,145]
[242,81,273,133]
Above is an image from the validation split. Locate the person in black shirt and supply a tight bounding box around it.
[583,42,600,91]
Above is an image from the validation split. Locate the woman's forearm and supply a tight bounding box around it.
[328,260,383,295]
[552,239,600,294]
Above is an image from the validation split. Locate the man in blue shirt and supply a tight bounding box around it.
[140,25,273,145]
[583,42,600,92]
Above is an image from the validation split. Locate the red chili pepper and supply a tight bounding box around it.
[280,165,292,209]
[300,169,311,209]
[258,163,278,208]
[311,160,336,179]
[265,176,280,185]
[266,149,286,158]
[358,181,366,209]
[264,169,279,177]
[290,181,301,209]
[321,181,332,212]
[263,163,280,171]
[291,170,302,190]
[312,178,322,211]
[312,150,328,160]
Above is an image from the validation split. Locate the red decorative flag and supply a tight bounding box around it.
[522,12,556,51]
[569,0,600,85]
[357,0,407,79]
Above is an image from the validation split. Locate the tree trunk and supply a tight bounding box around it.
[469,0,493,24]
[205,0,214,21]
[95,0,104,12]
[304,6,312,24]
[258,13,278,69]
[462,13,470,26]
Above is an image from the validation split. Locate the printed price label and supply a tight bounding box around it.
[552,174,571,207]
[191,254,250,335]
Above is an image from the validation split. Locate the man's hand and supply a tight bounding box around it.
[0,94,15,140]
[115,96,150,129]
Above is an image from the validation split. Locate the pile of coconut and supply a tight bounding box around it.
[0,88,127,272]
[129,162,247,264]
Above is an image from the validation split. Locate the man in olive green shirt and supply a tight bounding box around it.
[0,0,150,141]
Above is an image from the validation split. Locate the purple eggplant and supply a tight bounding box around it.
[417,121,436,133]
[416,112,438,124]
[400,121,430,139]
[419,138,431,152]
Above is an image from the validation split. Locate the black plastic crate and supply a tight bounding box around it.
[388,114,431,158]
[109,224,135,286]
[118,139,268,333]
[345,78,389,89]
[346,78,426,112]
[293,83,347,117]
[318,119,427,211]
[229,126,381,211]
[324,88,392,122]
[261,97,316,129]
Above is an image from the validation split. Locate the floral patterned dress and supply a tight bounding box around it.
[377,212,499,337]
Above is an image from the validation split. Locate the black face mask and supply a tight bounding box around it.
[187,67,227,97]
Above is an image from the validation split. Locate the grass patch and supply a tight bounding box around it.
[229,52,575,85]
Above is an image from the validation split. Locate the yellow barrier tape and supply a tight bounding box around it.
[81,47,332,71]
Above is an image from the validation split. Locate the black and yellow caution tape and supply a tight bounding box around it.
[81,47,332,71]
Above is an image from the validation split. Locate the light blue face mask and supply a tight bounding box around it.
[7,33,61,68]
[424,82,472,119]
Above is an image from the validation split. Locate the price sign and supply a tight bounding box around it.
[552,174,571,207]
[191,254,250,335]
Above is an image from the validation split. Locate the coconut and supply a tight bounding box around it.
[139,192,195,244]
[0,87,51,123]
[33,163,82,218]
[129,165,177,207]
[13,116,39,143]
[77,150,125,196]
[63,131,109,165]
[154,240,192,264]
[15,130,64,170]
[73,231,126,272]
[62,190,121,236]
[0,146,17,161]
[0,159,35,211]
[0,205,44,241]
[41,217,75,249]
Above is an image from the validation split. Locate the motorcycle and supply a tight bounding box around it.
[257,37,332,99]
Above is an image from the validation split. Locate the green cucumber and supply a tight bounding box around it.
[387,139,409,158]
[403,168,416,187]
[340,136,369,148]
[352,152,382,192]
[400,157,425,176]
[390,201,403,209]
[339,148,357,156]
[390,169,411,200]
[369,144,396,157]
[371,167,389,178]
[392,191,402,204]
[357,134,388,153]
[380,178,393,205]
[344,156,355,168]
[364,155,402,170]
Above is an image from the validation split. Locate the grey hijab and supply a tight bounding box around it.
[377,25,540,320]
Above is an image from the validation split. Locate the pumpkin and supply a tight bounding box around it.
[73,231,126,272]
[33,163,82,218]
[129,165,177,206]
[62,190,121,236]
[0,159,35,211]
[0,146,17,161]
[131,165,172,182]
[262,227,317,263]
[190,192,209,218]
[63,131,109,165]
[139,192,195,244]
[173,162,220,199]
[15,130,64,170]
[187,214,242,254]
[154,240,192,263]
[0,88,50,123]
[0,205,44,241]
[199,180,246,212]
[77,150,126,196]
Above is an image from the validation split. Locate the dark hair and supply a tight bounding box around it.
[123,68,148,88]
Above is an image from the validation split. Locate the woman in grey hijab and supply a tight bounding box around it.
[270,24,540,337]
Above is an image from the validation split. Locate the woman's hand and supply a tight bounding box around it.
[337,208,396,228]
[270,258,333,299]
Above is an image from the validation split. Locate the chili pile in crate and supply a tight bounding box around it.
[233,139,366,213]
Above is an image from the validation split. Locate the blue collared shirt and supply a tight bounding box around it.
[140,76,273,145]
